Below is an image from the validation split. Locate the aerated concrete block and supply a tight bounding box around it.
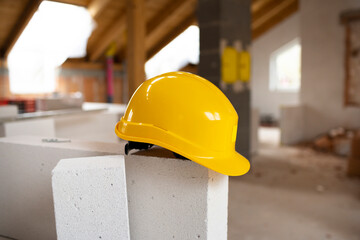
[1,136,229,240]
[125,148,228,240]
[2,118,55,137]
[52,156,130,240]
[0,136,122,240]
[280,105,304,145]
[0,105,18,118]
[54,102,126,143]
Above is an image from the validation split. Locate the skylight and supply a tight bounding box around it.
[145,25,199,79]
[8,1,95,94]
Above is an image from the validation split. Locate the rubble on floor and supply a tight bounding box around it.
[312,127,359,157]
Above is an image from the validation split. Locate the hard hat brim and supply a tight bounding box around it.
[115,120,250,176]
[191,151,250,176]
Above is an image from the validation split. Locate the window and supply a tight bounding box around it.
[8,1,95,94]
[145,25,199,79]
[269,39,301,92]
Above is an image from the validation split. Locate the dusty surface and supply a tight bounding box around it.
[228,128,360,240]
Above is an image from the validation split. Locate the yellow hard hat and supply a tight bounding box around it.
[115,72,250,176]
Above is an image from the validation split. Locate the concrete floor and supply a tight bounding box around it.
[228,127,360,240]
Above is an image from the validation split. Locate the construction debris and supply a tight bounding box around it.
[312,127,359,157]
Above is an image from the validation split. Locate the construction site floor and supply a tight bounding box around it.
[228,127,360,240]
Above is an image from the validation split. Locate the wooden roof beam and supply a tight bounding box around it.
[88,0,112,19]
[252,0,298,39]
[252,0,286,23]
[126,0,146,99]
[61,59,122,71]
[1,0,42,58]
[252,0,297,30]
[116,0,197,62]
[146,0,197,52]
[87,12,126,62]
[147,13,196,60]
[251,0,274,13]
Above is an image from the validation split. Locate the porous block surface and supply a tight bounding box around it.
[52,156,130,240]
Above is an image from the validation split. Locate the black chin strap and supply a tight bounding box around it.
[124,141,189,161]
[124,141,154,155]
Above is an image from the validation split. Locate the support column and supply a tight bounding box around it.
[197,0,252,159]
[126,0,146,100]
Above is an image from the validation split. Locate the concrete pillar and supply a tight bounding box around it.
[197,0,252,159]
[52,156,130,240]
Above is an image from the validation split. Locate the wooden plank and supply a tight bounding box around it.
[252,0,297,29]
[48,0,90,7]
[115,0,193,61]
[2,0,42,58]
[146,0,197,52]
[87,0,112,19]
[251,0,274,13]
[147,13,196,60]
[126,0,145,100]
[252,0,298,39]
[88,13,126,61]
[252,0,284,23]
[61,59,122,71]
[0,0,24,49]
[147,0,191,35]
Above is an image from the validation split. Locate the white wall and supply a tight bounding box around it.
[300,0,360,140]
[252,13,300,120]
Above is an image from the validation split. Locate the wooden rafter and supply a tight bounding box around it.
[88,0,112,19]
[127,0,146,99]
[251,0,274,13]
[88,12,126,61]
[115,0,197,62]
[1,0,42,58]
[252,0,285,23]
[61,59,122,71]
[147,13,196,60]
[48,0,88,7]
[146,0,197,52]
[252,0,298,39]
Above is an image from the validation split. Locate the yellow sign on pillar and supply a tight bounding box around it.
[238,51,251,82]
[221,46,238,84]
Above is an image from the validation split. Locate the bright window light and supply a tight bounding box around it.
[269,38,301,92]
[145,25,199,79]
[8,1,95,94]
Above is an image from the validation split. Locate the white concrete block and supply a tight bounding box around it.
[0,105,18,118]
[0,136,121,240]
[3,118,55,137]
[54,110,124,143]
[52,156,130,240]
[1,136,228,240]
[125,148,229,240]
[280,105,304,145]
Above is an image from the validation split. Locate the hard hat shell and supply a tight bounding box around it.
[115,72,250,176]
